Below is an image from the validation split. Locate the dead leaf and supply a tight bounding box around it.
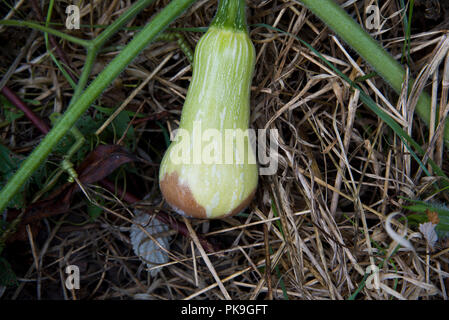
[419,222,438,250]
[426,209,440,225]
[77,144,139,185]
[6,144,139,242]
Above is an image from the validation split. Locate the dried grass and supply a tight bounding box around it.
[1,0,449,300]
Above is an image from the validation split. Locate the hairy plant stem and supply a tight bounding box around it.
[0,20,91,47]
[71,0,157,106]
[0,0,197,213]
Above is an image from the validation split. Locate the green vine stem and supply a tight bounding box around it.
[44,0,69,82]
[49,113,86,180]
[0,0,197,213]
[70,0,157,106]
[298,0,447,140]
[0,19,91,47]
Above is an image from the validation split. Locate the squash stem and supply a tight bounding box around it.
[211,0,247,32]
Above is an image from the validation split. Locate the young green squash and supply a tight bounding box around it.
[159,0,258,219]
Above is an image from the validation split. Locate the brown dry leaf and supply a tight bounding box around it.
[77,144,140,185]
[7,145,139,242]
[426,209,440,225]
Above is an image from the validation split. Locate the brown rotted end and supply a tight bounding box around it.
[159,171,256,219]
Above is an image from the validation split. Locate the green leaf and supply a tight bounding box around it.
[0,144,26,209]
[156,121,171,148]
[93,104,146,118]
[54,114,100,161]
[4,108,24,123]
[75,114,102,136]
[112,110,135,147]
[0,144,18,174]
[406,213,428,226]
[87,203,103,221]
[0,257,18,287]
[404,199,449,238]
[0,95,24,123]
[0,144,49,208]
